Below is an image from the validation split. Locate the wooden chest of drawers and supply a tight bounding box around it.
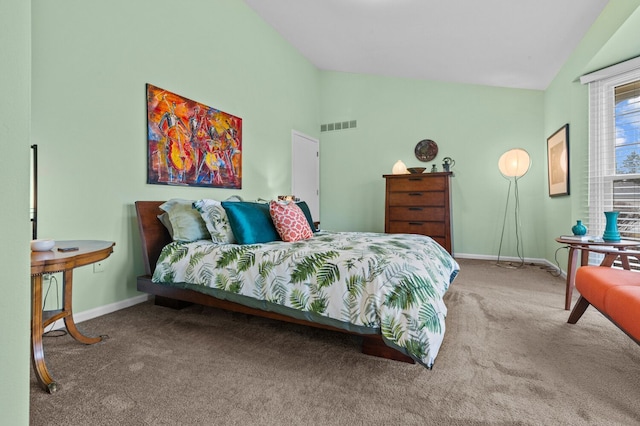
[383,172,453,254]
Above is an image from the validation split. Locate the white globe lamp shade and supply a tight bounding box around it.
[498,149,530,178]
[392,160,408,174]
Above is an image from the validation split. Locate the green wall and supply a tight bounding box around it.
[31,0,320,314]
[318,72,545,259]
[317,1,640,264]
[0,0,31,423]
[543,1,640,269]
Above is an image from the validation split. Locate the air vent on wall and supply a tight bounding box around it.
[321,120,357,132]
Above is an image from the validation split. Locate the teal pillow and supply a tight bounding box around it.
[221,201,280,244]
[159,199,209,242]
[296,201,318,232]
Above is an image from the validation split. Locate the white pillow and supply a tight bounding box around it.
[193,199,236,244]
[159,199,209,242]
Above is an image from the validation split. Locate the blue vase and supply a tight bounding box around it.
[602,211,621,242]
[571,220,587,236]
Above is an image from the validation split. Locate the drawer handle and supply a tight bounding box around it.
[408,192,423,196]
[408,222,423,226]
[408,178,423,181]
[408,207,423,211]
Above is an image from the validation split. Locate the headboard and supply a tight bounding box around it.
[135,201,172,276]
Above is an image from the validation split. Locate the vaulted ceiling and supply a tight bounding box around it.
[244,0,609,90]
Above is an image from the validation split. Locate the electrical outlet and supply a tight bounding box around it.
[93,262,105,273]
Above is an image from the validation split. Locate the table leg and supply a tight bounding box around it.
[580,248,590,266]
[565,246,580,310]
[600,249,632,270]
[31,275,59,393]
[600,253,618,268]
[62,269,102,345]
[619,250,631,270]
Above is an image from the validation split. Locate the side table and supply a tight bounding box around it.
[555,237,638,310]
[31,240,115,393]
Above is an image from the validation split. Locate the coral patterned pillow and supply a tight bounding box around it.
[269,200,313,242]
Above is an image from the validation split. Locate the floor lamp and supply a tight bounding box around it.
[496,148,531,268]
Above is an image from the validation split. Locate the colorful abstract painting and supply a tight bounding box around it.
[146,84,242,188]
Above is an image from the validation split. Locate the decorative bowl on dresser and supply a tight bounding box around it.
[406,167,426,174]
[383,172,453,254]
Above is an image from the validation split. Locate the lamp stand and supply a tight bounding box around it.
[496,176,525,268]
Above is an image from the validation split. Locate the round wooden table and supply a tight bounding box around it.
[555,237,639,310]
[31,240,115,393]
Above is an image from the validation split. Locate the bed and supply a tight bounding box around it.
[135,200,459,368]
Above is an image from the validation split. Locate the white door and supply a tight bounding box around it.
[292,130,319,222]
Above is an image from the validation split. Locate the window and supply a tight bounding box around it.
[582,58,640,244]
[613,81,640,240]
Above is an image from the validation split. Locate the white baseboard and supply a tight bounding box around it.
[46,293,151,331]
[454,252,565,278]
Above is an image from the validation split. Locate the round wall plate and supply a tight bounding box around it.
[415,139,438,162]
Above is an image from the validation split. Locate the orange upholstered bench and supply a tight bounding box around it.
[568,248,640,345]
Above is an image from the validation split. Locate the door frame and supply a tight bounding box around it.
[291,130,320,221]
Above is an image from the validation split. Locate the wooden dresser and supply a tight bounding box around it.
[383,172,453,254]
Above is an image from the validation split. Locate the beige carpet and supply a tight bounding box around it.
[30,259,640,425]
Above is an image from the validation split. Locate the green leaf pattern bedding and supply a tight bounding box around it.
[153,231,459,367]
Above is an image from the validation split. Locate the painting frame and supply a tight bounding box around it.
[547,123,570,197]
[146,84,242,189]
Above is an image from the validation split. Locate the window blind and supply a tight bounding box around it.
[584,58,640,267]
[585,62,640,236]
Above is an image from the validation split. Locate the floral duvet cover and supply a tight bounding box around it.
[152,231,459,367]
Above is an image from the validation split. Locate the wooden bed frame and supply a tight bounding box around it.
[135,201,414,364]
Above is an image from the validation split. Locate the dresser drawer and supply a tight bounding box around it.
[387,221,446,237]
[387,191,445,207]
[387,176,446,192]
[387,206,445,221]
[383,172,453,254]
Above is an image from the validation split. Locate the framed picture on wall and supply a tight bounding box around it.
[146,84,242,189]
[547,123,570,196]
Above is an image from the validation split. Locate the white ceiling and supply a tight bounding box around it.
[244,0,609,90]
